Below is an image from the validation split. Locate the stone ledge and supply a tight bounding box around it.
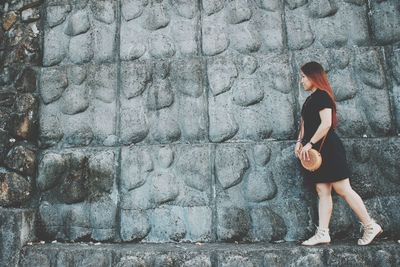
[19,240,400,267]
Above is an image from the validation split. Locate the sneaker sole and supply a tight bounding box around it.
[358,229,383,246]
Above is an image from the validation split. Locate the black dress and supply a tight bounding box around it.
[300,89,350,183]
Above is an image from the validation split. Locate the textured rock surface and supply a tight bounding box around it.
[0,208,35,267]
[1,0,400,266]
[19,241,400,267]
[33,138,400,243]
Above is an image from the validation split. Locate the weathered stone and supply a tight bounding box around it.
[151,169,179,205]
[148,34,176,59]
[12,93,38,140]
[121,0,146,21]
[68,32,93,64]
[286,1,369,49]
[15,67,37,93]
[244,170,277,202]
[120,209,151,242]
[67,65,86,85]
[3,11,18,31]
[38,103,63,147]
[171,60,203,98]
[182,255,211,267]
[60,84,89,115]
[57,155,88,204]
[151,207,187,242]
[5,144,36,176]
[90,0,115,24]
[290,253,324,266]
[20,252,50,267]
[209,97,239,142]
[17,242,400,267]
[176,146,210,192]
[13,109,38,140]
[43,25,68,66]
[220,255,256,267]
[370,0,400,45]
[0,129,12,163]
[90,196,117,240]
[0,92,16,112]
[0,171,32,206]
[146,79,174,110]
[40,67,68,104]
[150,112,181,143]
[21,7,40,22]
[64,10,90,36]
[46,5,71,28]
[215,146,249,189]
[250,206,287,242]
[88,64,117,103]
[88,150,115,193]
[171,0,196,19]
[217,206,251,241]
[92,21,116,63]
[64,203,91,240]
[388,47,400,129]
[144,2,170,31]
[120,98,150,144]
[0,208,35,267]
[37,152,65,191]
[0,28,5,51]
[90,100,115,144]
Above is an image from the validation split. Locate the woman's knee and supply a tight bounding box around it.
[333,180,353,197]
[316,183,332,197]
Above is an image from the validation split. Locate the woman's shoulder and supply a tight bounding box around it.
[313,89,330,100]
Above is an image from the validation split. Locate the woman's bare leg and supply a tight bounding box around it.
[332,178,371,225]
[316,183,333,229]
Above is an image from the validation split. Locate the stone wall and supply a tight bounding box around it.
[1,0,399,256]
[34,0,400,244]
[0,0,43,265]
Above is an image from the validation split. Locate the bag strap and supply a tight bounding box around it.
[318,132,328,153]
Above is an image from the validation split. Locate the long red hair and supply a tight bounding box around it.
[301,62,337,129]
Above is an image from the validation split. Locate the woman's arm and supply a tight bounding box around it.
[297,118,304,142]
[294,118,304,158]
[309,108,332,145]
[300,108,332,160]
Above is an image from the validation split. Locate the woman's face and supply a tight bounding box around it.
[300,72,314,91]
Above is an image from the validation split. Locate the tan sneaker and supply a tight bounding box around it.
[302,227,331,246]
[358,220,383,246]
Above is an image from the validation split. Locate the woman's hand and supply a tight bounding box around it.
[295,142,302,158]
[300,143,312,161]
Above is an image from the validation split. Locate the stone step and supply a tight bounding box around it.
[19,240,400,267]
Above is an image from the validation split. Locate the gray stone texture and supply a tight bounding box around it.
[19,242,400,267]
[32,0,400,245]
[0,1,40,265]
[43,0,116,66]
[37,148,117,241]
[0,0,400,265]
[0,208,35,267]
[32,138,400,243]
[39,64,117,147]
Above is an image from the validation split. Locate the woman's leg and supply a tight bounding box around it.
[302,182,332,245]
[332,178,382,245]
[331,178,371,224]
[316,183,333,229]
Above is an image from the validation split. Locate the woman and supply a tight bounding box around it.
[295,61,382,246]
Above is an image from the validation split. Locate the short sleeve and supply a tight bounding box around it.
[315,91,333,111]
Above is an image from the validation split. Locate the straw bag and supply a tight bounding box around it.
[300,135,327,172]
